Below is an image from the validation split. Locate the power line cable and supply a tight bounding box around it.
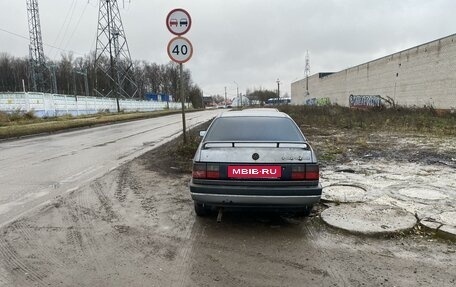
[55,0,78,57]
[0,27,85,57]
[50,0,77,58]
[63,2,90,52]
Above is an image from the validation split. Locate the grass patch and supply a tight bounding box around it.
[143,121,211,175]
[0,109,199,140]
[280,105,456,136]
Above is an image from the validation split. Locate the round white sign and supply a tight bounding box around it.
[167,36,193,63]
[166,8,192,36]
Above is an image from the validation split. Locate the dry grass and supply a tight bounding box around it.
[0,110,191,139]
[280,105,456,136]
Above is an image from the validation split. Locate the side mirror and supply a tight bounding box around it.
[199,131,206,137]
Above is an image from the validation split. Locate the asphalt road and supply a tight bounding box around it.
[0,109,221,228]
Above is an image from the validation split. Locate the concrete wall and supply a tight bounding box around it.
[0,92,187,117]
[291,34,456,109]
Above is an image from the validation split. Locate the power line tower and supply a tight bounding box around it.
[305,50,310,96]
[94,0,138,111]
[26,0,50,92]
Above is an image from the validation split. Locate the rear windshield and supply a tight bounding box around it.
[204,116,305,142]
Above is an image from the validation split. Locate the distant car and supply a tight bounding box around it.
[189,110,322,216]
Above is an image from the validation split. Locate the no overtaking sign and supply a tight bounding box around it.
[166,8,193,63]
[166,8,192,36]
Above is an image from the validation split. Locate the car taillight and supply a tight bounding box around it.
[192,163,220,179]
[206,164,220,179]
[291,165,306,180]
[291,164,319,180]
[192,163,206,179]
[305,164,319,180]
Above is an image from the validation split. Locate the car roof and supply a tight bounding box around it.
[241,108,279,112]
[218,110,288,118]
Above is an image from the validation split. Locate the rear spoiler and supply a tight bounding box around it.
[202,141,310,149]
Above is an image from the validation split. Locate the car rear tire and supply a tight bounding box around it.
[194,202,210,216]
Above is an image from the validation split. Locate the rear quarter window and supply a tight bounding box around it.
[204,116,304,142]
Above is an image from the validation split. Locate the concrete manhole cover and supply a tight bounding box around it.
[396,187,448,201]
[321,204,417,235]
[322,184,368,203]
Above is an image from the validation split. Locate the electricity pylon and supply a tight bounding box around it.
[94,0,138,111]
[26,0,50,92]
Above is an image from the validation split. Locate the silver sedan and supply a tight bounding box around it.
[189,109,322,216]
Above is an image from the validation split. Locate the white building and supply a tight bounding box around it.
[291,33,456,110]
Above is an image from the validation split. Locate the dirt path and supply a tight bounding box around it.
[0,138,455,286]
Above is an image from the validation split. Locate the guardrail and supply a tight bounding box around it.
[0,92,188,117]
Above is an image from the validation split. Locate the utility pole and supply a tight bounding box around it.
[224,86,227,107]
[94,0,138,111]
[74,69,90,97]
[276,78,280,104]
[305,50,310,96]
[49,64,57,93]
[234,81,240,107]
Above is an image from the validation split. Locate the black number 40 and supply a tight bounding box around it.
[172,44,188,55]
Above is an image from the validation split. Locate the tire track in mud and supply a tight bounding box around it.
[0,264,10,286]
[0,224,48,287]
[117,163,197,286]
[302,219,351,286]
[11,220,68,274]
[72,177,124,280]
[121,159,207,286]
[171,212,206,287]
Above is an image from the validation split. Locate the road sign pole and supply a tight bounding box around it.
[166,8,192,144]
[180,63,187,144]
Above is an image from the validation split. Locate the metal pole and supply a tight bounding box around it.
[180,63,187,144]
[276,78,280,104]
[73,70,77,97]
[84,69,89,97]
[224,86,227,107]
[233,81,240,107]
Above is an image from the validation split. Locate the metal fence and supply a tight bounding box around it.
[0,92,188,117]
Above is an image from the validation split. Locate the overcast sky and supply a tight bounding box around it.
[1,0,456,98]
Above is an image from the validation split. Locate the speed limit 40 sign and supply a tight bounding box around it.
[166,8,193,64]
[167,36,193,63]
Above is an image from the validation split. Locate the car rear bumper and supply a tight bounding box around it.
[191,193,321,206]
[189,180,322,206]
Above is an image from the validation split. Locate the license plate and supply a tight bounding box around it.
[228,165,282,179]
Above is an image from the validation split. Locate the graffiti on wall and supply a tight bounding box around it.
[349,94,383,108]
[305,97,331,106]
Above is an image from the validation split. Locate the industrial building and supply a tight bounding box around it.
[291,33,456,110]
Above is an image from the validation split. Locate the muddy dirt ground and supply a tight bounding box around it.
[0,126,455,286]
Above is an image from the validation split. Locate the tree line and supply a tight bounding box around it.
[0,52,203,108]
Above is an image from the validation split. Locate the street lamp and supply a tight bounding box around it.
[233,81,240,107]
